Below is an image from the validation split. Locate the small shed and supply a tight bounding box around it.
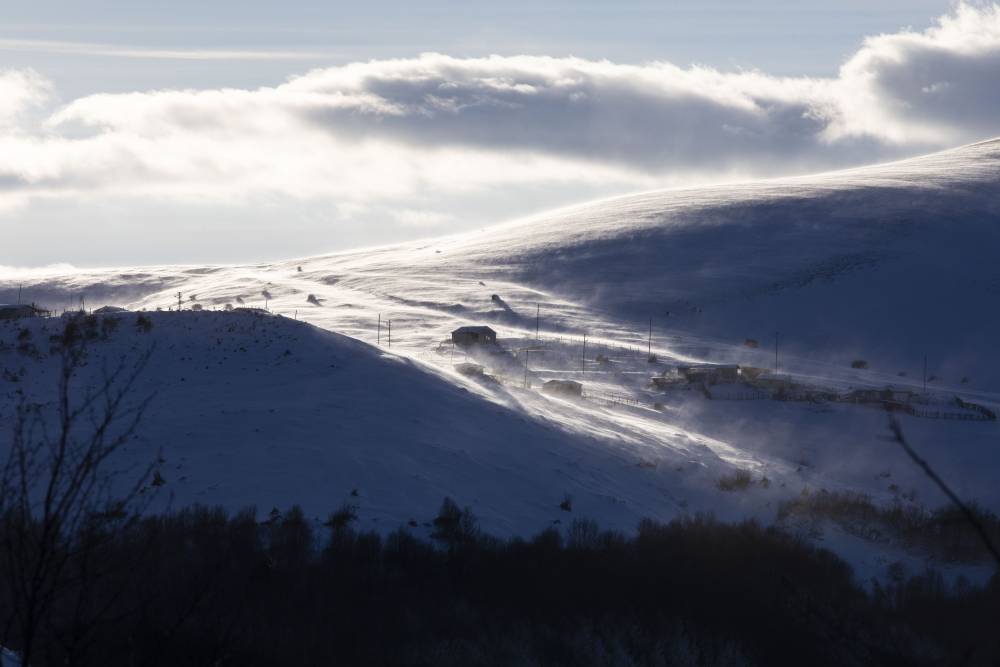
[451,325,497,348]
[651,376,685,389]
[0,304,46,320]
[543,379,583,398]
[677,364,743,384]
[454,362,484,377]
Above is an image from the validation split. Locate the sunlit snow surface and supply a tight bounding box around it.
[3,140,1000,578]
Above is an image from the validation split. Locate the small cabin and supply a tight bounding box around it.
[451,325,497,348]
[543,379,583,398]
[0,304,47,320]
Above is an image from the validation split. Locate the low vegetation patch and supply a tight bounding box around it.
[778,489,1000,563]
[717,469,755,491]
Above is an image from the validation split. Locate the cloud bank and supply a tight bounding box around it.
[2,3,1000,255]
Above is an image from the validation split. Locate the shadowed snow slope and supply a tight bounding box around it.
[1,312,737,538]
[322,136,1000,384]
[3,139,1000,562]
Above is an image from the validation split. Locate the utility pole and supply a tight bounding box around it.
[523,349,530,388]
[647,318,652,359]
[16,283,22,304]
[774,331,779,374]
[535,304,540,341]
[177,292,182,311]
[377,314,381,345]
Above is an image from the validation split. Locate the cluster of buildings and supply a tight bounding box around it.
[443,324,990,420]
[449,325,584,398]
[648,362,996,420]
[652,364,773,389]
[0,304,49,320]
[1,303,132,321]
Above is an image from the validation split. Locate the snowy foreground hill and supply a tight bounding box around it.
[4,139,1000,578]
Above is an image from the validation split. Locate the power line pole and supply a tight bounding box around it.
[647,318,652,359]
[774,331,779,374]
[177,292,182,311]
[523,349,530,388]
[16,283,22,305]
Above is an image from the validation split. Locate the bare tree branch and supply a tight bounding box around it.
[888,415,1000,567]
[0,317,158,665]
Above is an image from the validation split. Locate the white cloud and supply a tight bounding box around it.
[829,3,1000,146]
[1,3,1000,252]
[0,68,51,129]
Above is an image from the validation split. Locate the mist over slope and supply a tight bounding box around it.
[3,139,1000,572]
[415,137,1000,383]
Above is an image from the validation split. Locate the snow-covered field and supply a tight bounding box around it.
[3,138,1000,577]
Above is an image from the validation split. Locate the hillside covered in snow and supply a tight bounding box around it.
[3,138,1000,576]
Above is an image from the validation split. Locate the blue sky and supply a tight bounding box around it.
[2,1,953,90]
[4,1,998,267]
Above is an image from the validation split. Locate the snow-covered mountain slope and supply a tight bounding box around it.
[0,311,777,537]
[3,139,1000,554]
[277,136,1000,387]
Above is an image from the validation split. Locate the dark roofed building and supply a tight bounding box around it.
[0,304,48,320]
[451,325,497,347]
[677,364,743,384]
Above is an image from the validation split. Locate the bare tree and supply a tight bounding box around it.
[0,320,156,666]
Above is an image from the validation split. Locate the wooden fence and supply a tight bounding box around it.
[583,391,645,408]
[706,390,770,401]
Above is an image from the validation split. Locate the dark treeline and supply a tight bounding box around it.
[1,499,999,667]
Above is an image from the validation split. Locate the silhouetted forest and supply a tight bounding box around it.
[1,498,998,666]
